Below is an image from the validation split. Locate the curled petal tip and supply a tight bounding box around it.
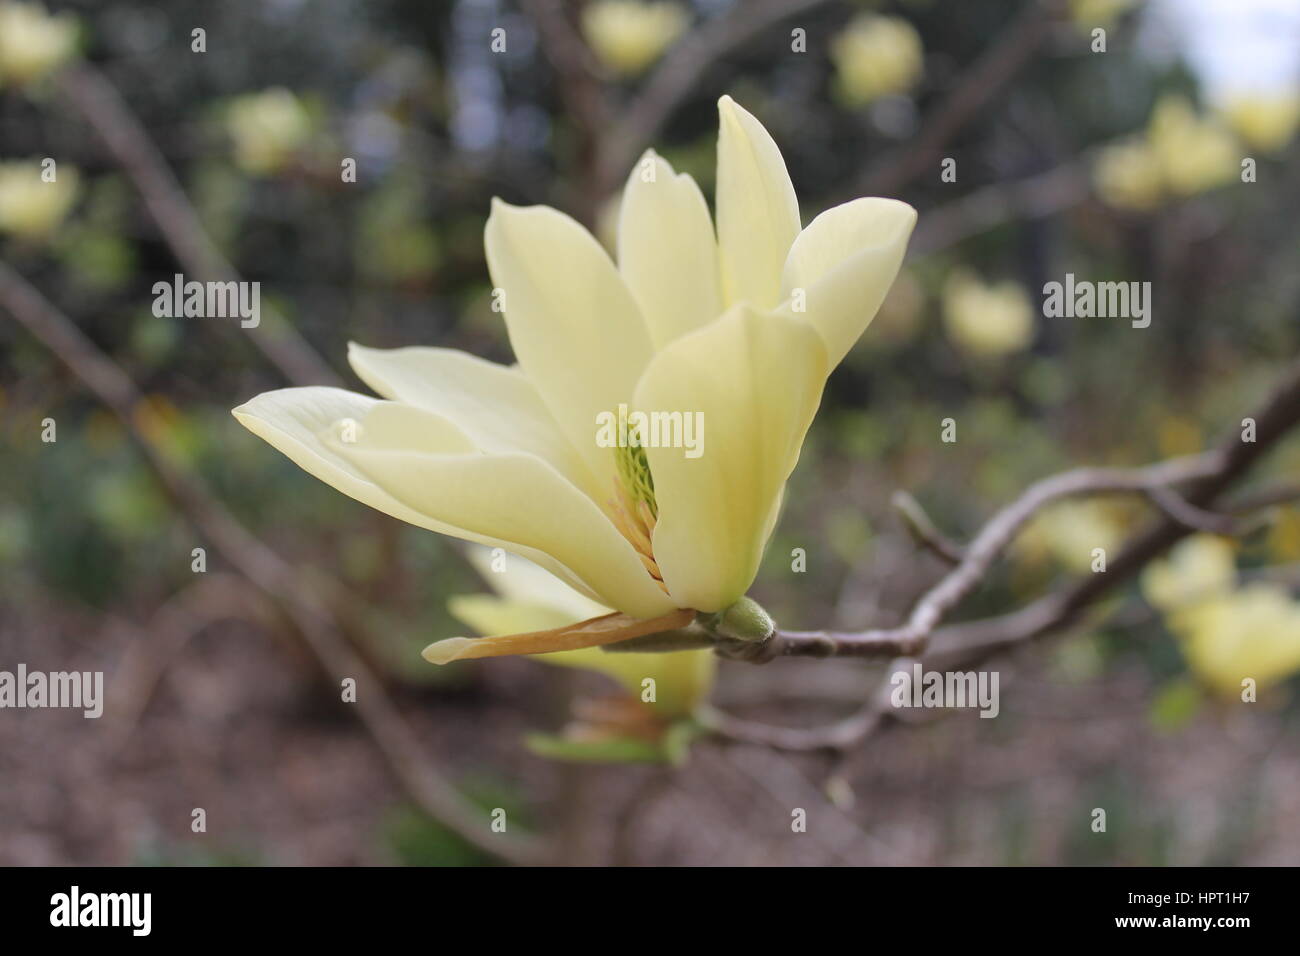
[422,637,474,665]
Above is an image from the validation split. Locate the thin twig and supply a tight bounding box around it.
[855,0,1065,200]
[0,260,546,866]
[892,490,965,564]
[595,0,836,193]
[757,453,1224,660]
[55,64,342,388]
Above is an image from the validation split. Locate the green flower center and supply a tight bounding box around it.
[615,440,658,520]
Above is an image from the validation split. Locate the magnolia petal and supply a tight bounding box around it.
[233,387,608,606]
[331,402,676,619]
[715,95,801,310]
[347,343,604,503]
[635,306,828,611]
[449,565,713,716]
[423,608,695,664]
[463,544,611,621]
[448,595,582,640]
[779,197,917,367]
[485,199,653,482]
[618,149,723,349]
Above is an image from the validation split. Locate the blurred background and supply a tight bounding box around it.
[2,0,1300,866]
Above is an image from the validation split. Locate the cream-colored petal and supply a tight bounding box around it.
[617,149,723,349]
[347,343,605,503]
[715,95,801,310]
[634,305,828,611]
[233,387,612,607]
[778,197,917,367]
[449,556,713,715]
[330,402,676,619]
[485,199,653,482]
[462,543,610,620]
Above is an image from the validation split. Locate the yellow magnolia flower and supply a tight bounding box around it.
[830,14,924,107]
[0,1,78,86]
[1068,0,1138,30]
[1220,92,1300,154]
[942,269,1033,359]
[1143,535,1300,697]
[581,0,687,77]
[1146,94,1239,197]
[1093,138,1163,212]
[234,96,916,660]
[1095,95,1240,209]
[449,546,714,719]
[1140,533,1236,613]
[0,160,79,241]
[1175,584,1300,698]
[225,88,312,175]
[1019,499,1124,574]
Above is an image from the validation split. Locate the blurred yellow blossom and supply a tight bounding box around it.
[830,14,923,107]
[1068,0,1138,30]
[1176,584,1300,698]
[581,1,687,77]
[1096,95,1240,209]
[0,1,77,86]
[942,269,1033,359]
[1147,95,1239,197]
[1268,506,1300,562]
[1141,534,1236,612]
[0,159,79,241]
[1020,499,1125,574]
[225,88,312,175]
[1220,92,1300,154]
[1093,138,1163,211]
[1143,535,1300,697]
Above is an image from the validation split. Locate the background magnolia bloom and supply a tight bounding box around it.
[1143,535,1300,697]
[0,1,78,86]
[580,0,687,77]
[1093,138,1164,211]
[1146,94,1239,197]
[941,269,1034,359]
[234,96,916,629]
[0,160,79,241]
[1141,534,1237,612]
[225,88,313,176]
[1094,94,1242,210]
[1220,93,1300,154]
[830,14,924,107]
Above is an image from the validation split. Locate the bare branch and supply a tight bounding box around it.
[892,489,965,565]
[55,64,342,388]
[760,453,1223,661]
[855,0,1065,199]
[0,260,546,866]
[595,0,836,192]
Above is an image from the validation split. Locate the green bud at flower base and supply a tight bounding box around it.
[703,596,774,643]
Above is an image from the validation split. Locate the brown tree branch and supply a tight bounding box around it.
[708,352,1300,750]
